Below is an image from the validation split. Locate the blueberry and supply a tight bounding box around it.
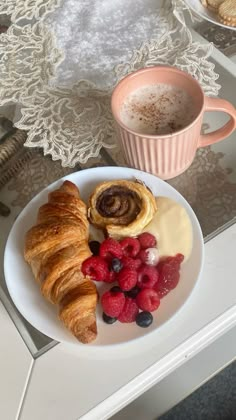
[136,311,153,328]
[110,258,123,273]
[89,240,100,255]
[102,312,117,324]
[126,286,140,299]
[110,286,122,293]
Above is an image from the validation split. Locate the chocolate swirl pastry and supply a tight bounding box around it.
[96,185,141,224]
[88,179,157,239]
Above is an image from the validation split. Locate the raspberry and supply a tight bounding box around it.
[118,297,139,323]
[136,288,160,312]
[101,290,125,318]
[138,248,159,266]
[99,238,123,261]
[155,278,179,298]
[118,268,138,291]
[155,259,180,297]
[161,253,184,268]
[81,256,109,281]
[153,286,168,298]
[137,265,159,289]
[138,249,148,264]
[138,232,157,249]
[120,237,140,258]
[121,256,142,270]
[154,272,180,297]
[105,270,117,283]
[175,253,184,263]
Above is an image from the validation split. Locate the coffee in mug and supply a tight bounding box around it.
[111,66,236,180]
[120,84,198,135]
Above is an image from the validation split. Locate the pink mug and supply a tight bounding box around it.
[111,66,236,180]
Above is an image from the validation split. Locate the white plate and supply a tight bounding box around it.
[185,0,236,31]
[4,167,204,349]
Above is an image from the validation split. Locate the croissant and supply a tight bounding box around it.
[88,179,157,239]
[24,180,98,344]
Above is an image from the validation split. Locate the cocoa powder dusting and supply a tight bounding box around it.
[120,84,198,135]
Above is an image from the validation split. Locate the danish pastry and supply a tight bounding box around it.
[88,179,157,239]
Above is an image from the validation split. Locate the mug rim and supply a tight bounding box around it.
[111,65,205,139]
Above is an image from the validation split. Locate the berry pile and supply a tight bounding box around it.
[83,233,184,328]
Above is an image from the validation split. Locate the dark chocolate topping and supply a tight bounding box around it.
[96,186,141,225]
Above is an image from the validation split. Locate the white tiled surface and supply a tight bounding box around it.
[19,223,236,420]
[0,301,33,420]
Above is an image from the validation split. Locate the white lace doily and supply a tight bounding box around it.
[0,0,221,167]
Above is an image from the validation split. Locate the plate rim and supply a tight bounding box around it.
[3,166,205,350]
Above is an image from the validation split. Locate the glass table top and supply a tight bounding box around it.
[0,17,236,357]
[193,19,236,64]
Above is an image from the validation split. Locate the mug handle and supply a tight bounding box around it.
[198,97,236,148]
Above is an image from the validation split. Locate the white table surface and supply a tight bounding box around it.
[0,302,33,420]
[111,325,236,419]
[1,222,235,420]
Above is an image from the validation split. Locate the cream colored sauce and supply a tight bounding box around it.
[144,196,193,261]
